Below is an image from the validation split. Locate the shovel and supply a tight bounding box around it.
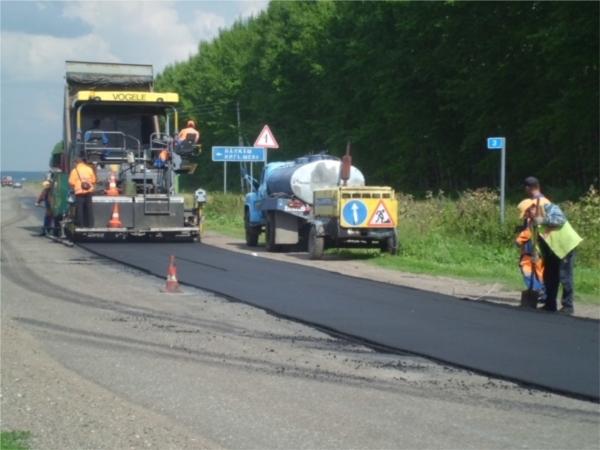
[520,198,540,308]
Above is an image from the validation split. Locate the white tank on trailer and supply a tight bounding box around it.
[266,155,365,205]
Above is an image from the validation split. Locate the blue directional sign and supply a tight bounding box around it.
[487,137,504,150]
[212,146,266,162]
[342,200,368,226]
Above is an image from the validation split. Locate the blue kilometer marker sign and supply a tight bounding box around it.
[212,147,266,162]
[487,138,504,149]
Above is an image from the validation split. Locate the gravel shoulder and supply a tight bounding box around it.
[2,188,599,450]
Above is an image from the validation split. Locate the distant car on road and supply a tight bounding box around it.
[2,176,13,187]
[12,182,22,189]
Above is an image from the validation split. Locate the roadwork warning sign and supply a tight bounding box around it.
[254,125,279,149]
[368,200,395,227]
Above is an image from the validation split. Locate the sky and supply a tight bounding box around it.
[0,0,269,171]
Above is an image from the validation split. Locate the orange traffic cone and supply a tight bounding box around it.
[107,172,119,196]
[163,255,182,293]
[108,203,122,228]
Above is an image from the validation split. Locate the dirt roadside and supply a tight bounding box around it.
[200,231,600,320]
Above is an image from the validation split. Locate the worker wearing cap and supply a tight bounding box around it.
[68,156,96,228]
[515,199,548,303]
[177,120,200,144]
[522,176,547,201]
[36,180,53,236]
[522,178,583,315]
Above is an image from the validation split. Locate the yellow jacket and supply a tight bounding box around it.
[69,163,96,195]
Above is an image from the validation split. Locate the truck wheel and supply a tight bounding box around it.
[265,213,281,252]
[380,231,398,255]
[308,225,324,260]
[245,210,259,247]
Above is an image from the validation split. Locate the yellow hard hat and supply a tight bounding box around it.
[517,197,550,218]
[42,181,51,188]
[517,199,534,218]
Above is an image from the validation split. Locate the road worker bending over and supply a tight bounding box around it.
[515,198,548,304]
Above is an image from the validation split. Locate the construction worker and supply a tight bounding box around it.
[68,156,96,228]
[522,176,547,201]
[177,120,200,144]
[154,148,170,168]
[35,181,53,236]
[532,195,583,315]
[515,199,548,303]
[85,119,109,145]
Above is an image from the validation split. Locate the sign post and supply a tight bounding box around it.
[212,147,267,194]
[487,137,506,224]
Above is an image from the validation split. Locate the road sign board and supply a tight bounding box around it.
[487,137,504,149]
[254,125,279,148]
[367,200,395,227]
[212,147,266,162]
[342,200,368,226]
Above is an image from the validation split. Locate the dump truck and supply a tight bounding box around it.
[243,144,398,260]
[49,61,205,244]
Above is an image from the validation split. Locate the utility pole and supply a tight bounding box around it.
[237,100,244,193]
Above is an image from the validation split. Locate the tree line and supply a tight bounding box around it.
[155,1,598,196]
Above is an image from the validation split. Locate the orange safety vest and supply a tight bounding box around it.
[69,163,96,195]
[158,149,169,161]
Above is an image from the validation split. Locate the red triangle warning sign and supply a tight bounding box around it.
[368,200,395,227]
[254,125,279,148]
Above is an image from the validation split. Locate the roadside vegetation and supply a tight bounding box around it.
[1,431,31,450]
[194,189,599,304]
[157,1,598,196]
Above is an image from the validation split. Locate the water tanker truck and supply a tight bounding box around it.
[49,61,205,244]
[243,144,398,260]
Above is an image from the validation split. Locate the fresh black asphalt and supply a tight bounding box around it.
[81,241,599,399]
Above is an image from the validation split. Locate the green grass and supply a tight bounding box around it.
[1,431,31,450]
[329,244,599,305]
[196,190,600,306]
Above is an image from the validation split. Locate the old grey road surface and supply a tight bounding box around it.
[2,188,599,450]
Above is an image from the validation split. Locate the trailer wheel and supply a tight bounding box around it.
[308,225,324,260]
[265,212,281,252]
[245,210,259,247]
[380,230,398,255]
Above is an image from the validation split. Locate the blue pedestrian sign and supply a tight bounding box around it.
[342,200,368,226]
[212,146,266,162]
[487,137,504,150]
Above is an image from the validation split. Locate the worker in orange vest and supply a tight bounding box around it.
[515,199,548,303]
[68,156,96,227]
[154,148,170,168]
[177,120,200,145]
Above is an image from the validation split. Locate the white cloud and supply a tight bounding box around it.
[1,1,266,83]
[237,0,270,20]
[61,1,216,72]
[1,31,118,82]
[190,10,227,42]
